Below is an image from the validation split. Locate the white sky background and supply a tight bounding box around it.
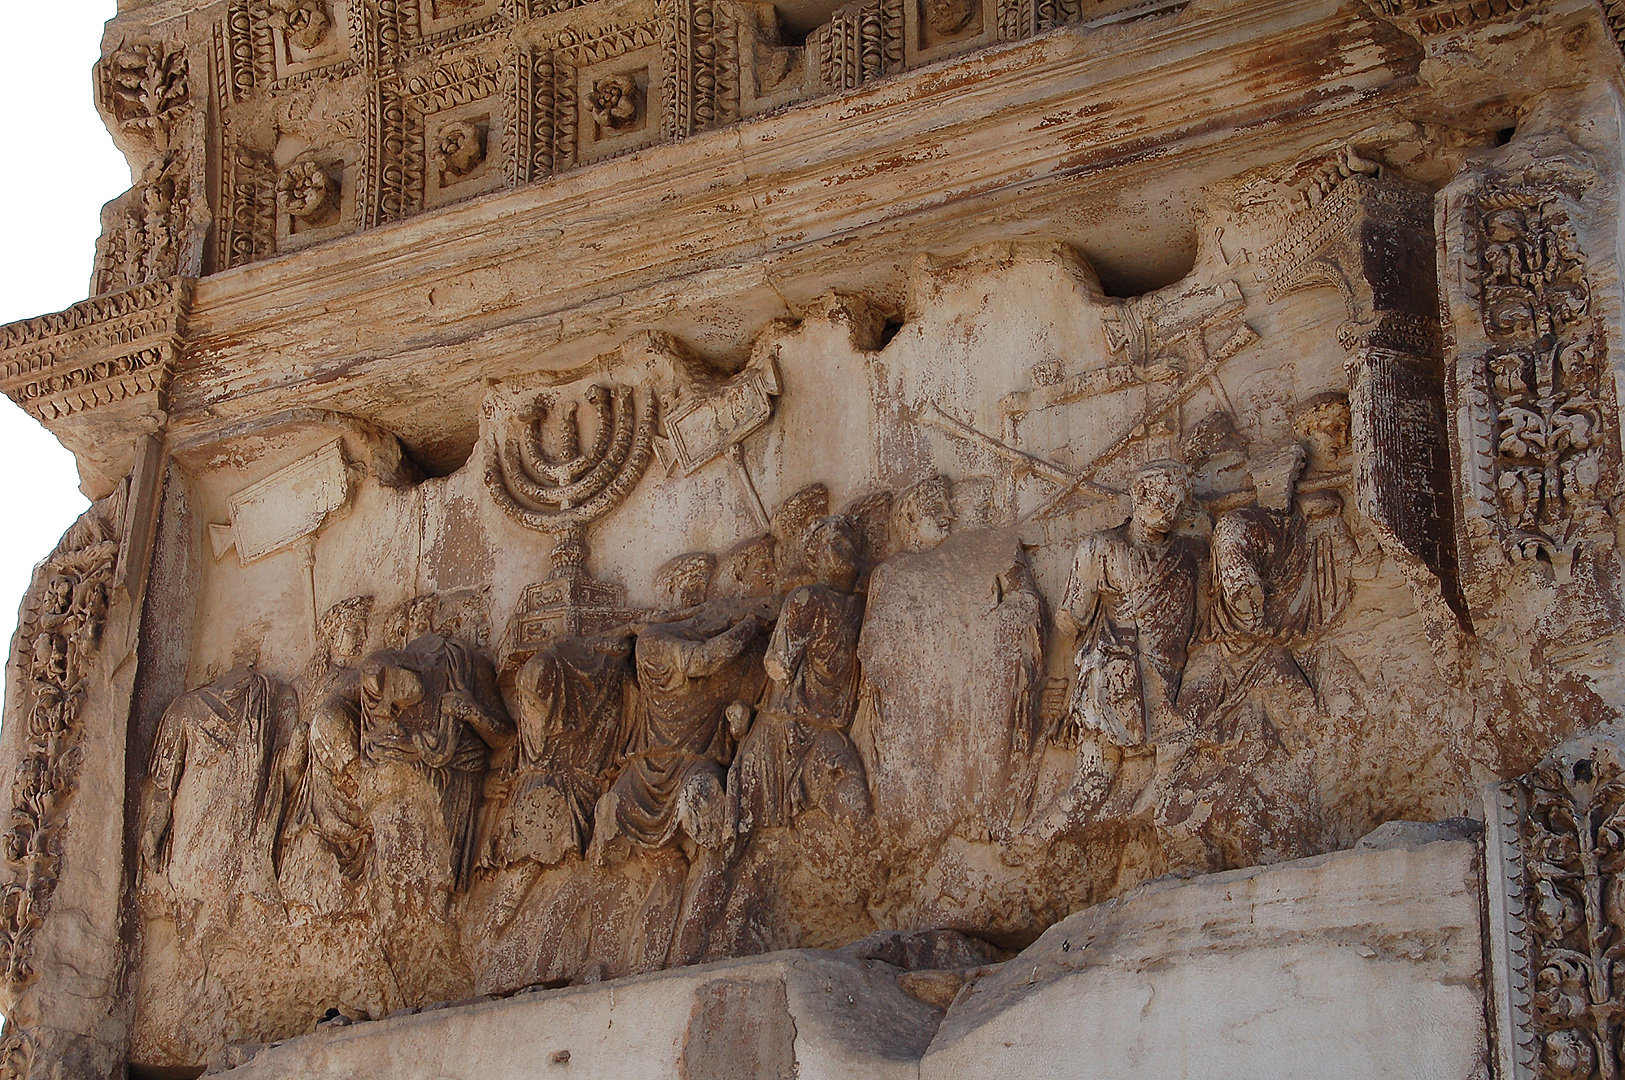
[0,5,130,684]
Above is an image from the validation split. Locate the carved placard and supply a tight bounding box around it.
[227,440,350,562]
[657,361,780,476]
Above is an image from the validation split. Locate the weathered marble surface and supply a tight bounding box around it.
[207,949,940,1080]
[1,0,1624,1073]
[923,832,1487,1080]
[202,833,1485,1079]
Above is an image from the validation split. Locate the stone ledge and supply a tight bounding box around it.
[206,949,941,1080]
[924,837,1487,1080]
[201,837,1485,1080]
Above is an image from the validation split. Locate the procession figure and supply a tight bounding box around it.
[588,553,770,966]
[283,596,374,881]
[355,632,514,891]
[139,669,302,903]
[893,475,956,554]
[484,635,633,870]
[1180,395,1359,736]
[1060,460,1201,749]
[734,514,870,830]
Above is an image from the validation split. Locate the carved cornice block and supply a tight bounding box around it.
[0,279,190,424]
[1376,0,1539,38]
[0,280,190,497]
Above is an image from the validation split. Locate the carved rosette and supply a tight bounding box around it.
[1488,737,1625,1080]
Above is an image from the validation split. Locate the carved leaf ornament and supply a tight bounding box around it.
[1517,745,1625,1080]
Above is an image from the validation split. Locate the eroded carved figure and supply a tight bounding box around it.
[352,633,513,891]
[484,635,631,869]
[734,515,870,830]
[1059,460,1200,749]
[282,596,374,882]
[591,556,767,862]
[139,670,303,902]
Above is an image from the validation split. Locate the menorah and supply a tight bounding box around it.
[485,383,657,661]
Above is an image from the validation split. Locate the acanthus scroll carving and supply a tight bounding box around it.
[1477,190,1592,340]
[1491,738,1625,1080]
[94,153,192,296]
[99,38,191,138]
[1463,179,1619,581]
[0,495,123,996]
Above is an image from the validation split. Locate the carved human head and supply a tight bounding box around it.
[433,120,484,181]
[405,595,437,643]
[1128,460,1190,535]
[772,484,830,548]
[1183,411,1253,509]
[1292,392,1351,475]
[360,661,425,720]
[516,646,570,741]
[590,74,642,131]
[655,552,716,611]
[894,475,955,553]
[714,534,777,600]
[804,515,861,592]
[270,0,332,52]
[771,483,831,587]
[924,0,976,36]
[277,160,338,223]
[319,595,373,666]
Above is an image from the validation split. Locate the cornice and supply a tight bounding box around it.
[0,279,190,424]
[171,0,1421,436]
[7,0,1615,486]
